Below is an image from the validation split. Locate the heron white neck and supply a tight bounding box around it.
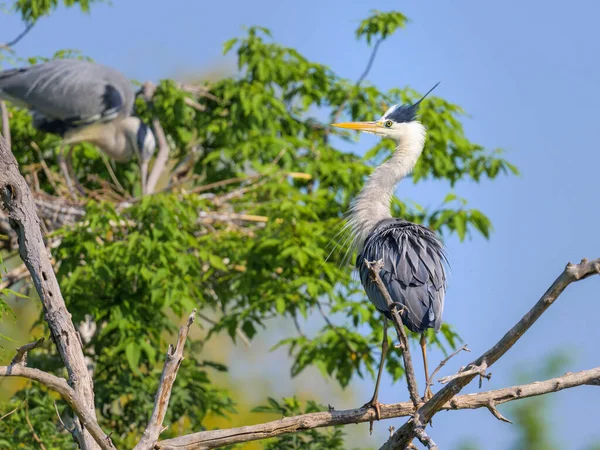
[348,122,426,252]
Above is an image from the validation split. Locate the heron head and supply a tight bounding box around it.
[121,116,156,162]
[331,82,440,141]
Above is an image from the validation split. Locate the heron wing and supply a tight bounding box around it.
[0,59,134,134]
[357,219,447,333]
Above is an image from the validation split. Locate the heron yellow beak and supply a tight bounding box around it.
[331,121,381,133]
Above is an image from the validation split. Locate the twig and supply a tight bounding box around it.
[0,135,111,450]
[25,400,48,450]
[325,38,383,143]
[0,399,25,422]
[484,400,512,424]
[424,344,470,400]
[438,361,487,384]
[30,141,64,197]
[156,366,600,449]
[366,259,421,407]
[54,400,75,432]
[2,22,35,49]
[11,338,45,366]
[98,151,129,198]
[184,96,206,112]
[0,101,10,149]
[197,311,251,348]
[133,310,197,450]
[292,313,306,338]
[381,257,600,450]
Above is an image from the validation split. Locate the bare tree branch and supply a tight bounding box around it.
[134,310,197,450]
[381,257,600,450]
[11,338,45,365]
[1,22,35,50]
[0,135,110,450]
[325,38,383,143]
[0,365,114,450]
[0,101,10,149]
[424,344,470,398]
[156,366,600,449]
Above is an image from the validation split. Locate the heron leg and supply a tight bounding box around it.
[362,317,388,434]
[421,332,433,401]
[65,146,85,195]
[57,144,79,199]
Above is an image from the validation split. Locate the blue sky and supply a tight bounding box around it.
[3,0,600,448]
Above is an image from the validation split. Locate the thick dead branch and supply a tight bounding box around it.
[133,310,197,450]
[157,366,600,449]
[366,259,421,407]
[1,101,10,148]
[0,364,114,450]
[381,257,600,450]
[0,135,109,450]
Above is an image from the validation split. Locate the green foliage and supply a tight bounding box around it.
[11,0,103,22]
[0,385,74,450]
[356,10,409,45]
[0,4,518,448]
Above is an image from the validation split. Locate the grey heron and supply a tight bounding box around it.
[0,59,156,193]
[332,83,447,413]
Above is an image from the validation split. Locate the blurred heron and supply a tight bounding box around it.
[0,59,156,193]
[332,83,447,412]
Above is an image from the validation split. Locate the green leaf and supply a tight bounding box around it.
[125,341,142,375]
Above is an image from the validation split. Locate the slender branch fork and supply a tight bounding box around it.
[380,257,600,450]
[1,132,600,448]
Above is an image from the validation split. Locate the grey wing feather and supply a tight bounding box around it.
[357,219,447,333]
[0,59,134,129]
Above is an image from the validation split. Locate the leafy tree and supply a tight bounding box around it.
[0,4,517,449]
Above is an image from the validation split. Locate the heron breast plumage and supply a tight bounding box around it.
[356,218,448,333]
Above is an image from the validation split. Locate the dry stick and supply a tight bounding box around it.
[424,344,471,400]
[11,338,45,365]
[156,366,600,450]
[0,399,25,422]
[366,259,421,407]
[2,22,35,49]
[325,38,383,143]
[0,135,113,450]
[381,257,600,450]
[0,101,11,149]
[133,310,197,450]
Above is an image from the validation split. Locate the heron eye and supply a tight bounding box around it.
[384,120,393,128]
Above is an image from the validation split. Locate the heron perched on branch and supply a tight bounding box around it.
[0,59,156,193]
[332,83,447,412]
